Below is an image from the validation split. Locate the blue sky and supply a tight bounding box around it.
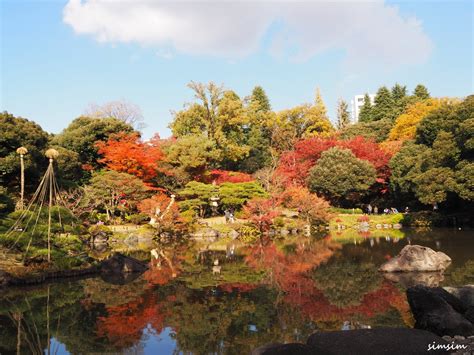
[1,0,472,138]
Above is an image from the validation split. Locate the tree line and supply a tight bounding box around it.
[1,82,472,226]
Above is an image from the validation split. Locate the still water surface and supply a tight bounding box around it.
[0,228,473,354]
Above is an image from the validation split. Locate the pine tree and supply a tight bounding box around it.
[371,86,394,121]
[413,84,430,100]
[391,83,408,118]
[336,98,350,130]
[250,86,271,112]
[358,93,373,122]
[391,83,407,102]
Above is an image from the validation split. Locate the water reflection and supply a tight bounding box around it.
[0,228,473,354]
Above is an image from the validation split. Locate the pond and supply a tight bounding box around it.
[0,228,473,354]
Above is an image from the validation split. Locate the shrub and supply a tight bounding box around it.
[402,211,443,228]
[125,213,149,225]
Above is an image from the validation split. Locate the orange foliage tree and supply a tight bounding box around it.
[96,132,167,183]
[137,192,184,231]
[280,186,333,224]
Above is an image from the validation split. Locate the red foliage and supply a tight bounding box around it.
[96,293,170,349]
[275,136,392,189]
[244,241,410,324]
[276,137,337,186]
[243,197,280,232]
[357,215,370,222]
[205,170,254,184]
[96,132,168,183]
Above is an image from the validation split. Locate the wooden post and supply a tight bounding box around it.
[16,147,28,210]
[44,148,59,263]
[47,160,53,263]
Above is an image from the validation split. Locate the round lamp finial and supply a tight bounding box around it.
[16,147,28,155]
[45,148,59,160]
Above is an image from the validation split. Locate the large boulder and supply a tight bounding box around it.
[306,328,450,355]
[444,285,474,308]
[382,271,445,287]
[407,285,474,336]
[380,245,451,272]
[100,253,148,273]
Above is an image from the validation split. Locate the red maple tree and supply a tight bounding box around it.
[96,132,168,183]
[275,136,392,190]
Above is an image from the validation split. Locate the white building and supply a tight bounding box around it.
[351,94,375,122]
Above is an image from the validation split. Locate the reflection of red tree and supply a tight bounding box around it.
[143,247,185,287]
[143,264,177,286]
[96,293,172,349]
[282,277,409,323]
[96,249,185,349]
[244,240,409,325]
[245,240,339,286]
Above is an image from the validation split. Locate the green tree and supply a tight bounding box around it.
[0,186,14,216]
[454,161,474,201]
[391,83,409,118]
[340,119,392,143]
[178,181,219,217]
[389,141,429,196]
[163,135,219,185]
[53,146,84,186]
[358,93,373,122]
[218,181,267,210]
[336,98,351,130]
[417,96,472,149]
[82,170,148,221]
[371,86,395,121]
[390,97,474,207]
[51,116,134,172]
[413,84,430,100]
[249,86,271,112]
[170,82,250,165]
[0,111,49,193]
[178,181,266,217]
[307,147,376,205]
[237,86,274,172]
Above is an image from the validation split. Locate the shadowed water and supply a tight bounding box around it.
[0,228,472,354]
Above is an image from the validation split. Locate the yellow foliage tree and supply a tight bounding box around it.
[388,98,445,141]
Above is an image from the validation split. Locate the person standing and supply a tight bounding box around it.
[374,206,378,215]
[367,204,373,215]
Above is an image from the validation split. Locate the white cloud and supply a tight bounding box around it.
[63,0,433,68]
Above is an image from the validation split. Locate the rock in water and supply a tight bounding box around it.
[382,271,445,287]
[407,285,474,337]
[101,253,148,273]
[379,245,451,272]
[444,285,474,308]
